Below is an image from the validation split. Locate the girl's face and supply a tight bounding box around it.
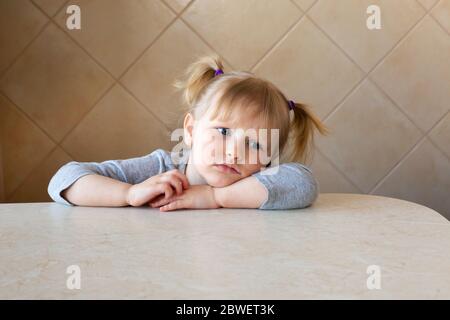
[184,109,272,188]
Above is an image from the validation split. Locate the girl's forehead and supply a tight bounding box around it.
[205,114,269,130]
[204,103,272,129]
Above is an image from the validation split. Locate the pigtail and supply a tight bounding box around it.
[173,54,225,108]
[288,102,330,164]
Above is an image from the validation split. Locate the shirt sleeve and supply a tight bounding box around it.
[252,162,319,210]
[47,149,171,206]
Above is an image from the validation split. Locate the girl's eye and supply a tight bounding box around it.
[249,141,261,150]
[217,127,230,136]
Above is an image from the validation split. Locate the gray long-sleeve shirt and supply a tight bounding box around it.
[47,148,319,210]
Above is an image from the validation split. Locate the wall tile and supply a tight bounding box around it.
[431,0,450,33]
[0,137,4,202]
[0,0,48,74]
[8,147,72,203]
[0,93,55,198]
[61,84,172,162]
[32,0,67,16]
[371,16,450,132]
[417,0,439,10]
[254,16,364,119]
[121,20,227,131]
[308,0,424,72]
[372,138,450,220]
[293,0,317,11]
[429,111,450,159]
[1,0,448,215]
[182,0,302,70]
[0,23,114,142]
[316,80,422,192]
[164,0,192,13]
[54,0,175,78]
[310,151,361,193]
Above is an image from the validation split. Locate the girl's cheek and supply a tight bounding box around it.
[198,140,219,166]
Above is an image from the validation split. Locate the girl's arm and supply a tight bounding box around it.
[48,149,171,206]
[214,163,319,210]
[61,174,131,207]
[213,176,268,209]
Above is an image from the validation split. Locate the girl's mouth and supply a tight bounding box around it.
[213,164,240,175]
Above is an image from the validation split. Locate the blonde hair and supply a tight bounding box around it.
[173,54,329,164]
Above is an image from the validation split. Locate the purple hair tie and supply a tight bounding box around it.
[288,100,295,111]
[214,68,224,76]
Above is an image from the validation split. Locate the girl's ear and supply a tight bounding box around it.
[183,112,195,148]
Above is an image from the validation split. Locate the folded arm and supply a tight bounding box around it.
[214,163,319,210]
[47,149,170,206]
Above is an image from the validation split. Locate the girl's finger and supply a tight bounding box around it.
[151,195,178,208]
[159,175,184,195]
[148,193,165,204]
[150,190,183,207]
[159,182,174,199]
[160,200,183,212]
[167,170,190,190]
[149,199,166,207]
[169,177,183,195]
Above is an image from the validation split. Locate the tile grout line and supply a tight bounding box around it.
[178,17,236,70]
[247,0,369,193]
[0,91,61,200]
[42,0,198,145]
[3,0,447,199]
[0,91,61,148]
[301,12,424,191]
[0,3,66,200]
[302,2,443,193]
[250,0,320,72]
[3,0,214,198]
[250,16,306,72]
[117,0,196,81]
[289,0,319,12]
[0,88,62,154]
[313,0,442,126]
[314,148,365,193]
[1,1,118,199]
[1,0,70,81]
[429,7,450,36]
[161,0,237,69]
[54,76,116,153]
[368,76,450,165]
[0,7,51,80]
[425,113,450,161]
[43,24,174,143]
[368,109,450,195]
[32,0,70,18]
[249,8,307,72]
[415,0,450,37]
[313,5,432,125]
[5,144,60,202]
[365,0,450,193]
[311,0,449,197]
[0,0,119,149]
[45,11,177,137]
[2,74,115,198]
[1,0,115,199]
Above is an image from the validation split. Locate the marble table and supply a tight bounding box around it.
[0,193,449,299]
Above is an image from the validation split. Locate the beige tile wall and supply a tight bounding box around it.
[0,0,449,218]
[0,137,4,202]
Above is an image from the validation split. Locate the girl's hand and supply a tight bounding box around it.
[149,185,220,212]
[126,169,189,207]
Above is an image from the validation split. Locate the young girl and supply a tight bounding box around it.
[48,55,329,211]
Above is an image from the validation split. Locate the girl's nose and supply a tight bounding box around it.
[225,138,245,163]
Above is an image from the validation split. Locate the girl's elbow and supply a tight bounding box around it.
[298,180,319,209]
